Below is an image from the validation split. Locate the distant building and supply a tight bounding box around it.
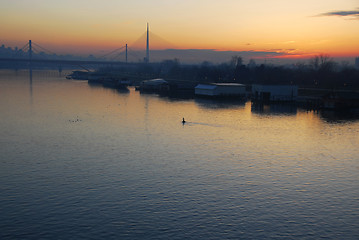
[322,91,359,109]
[195,83,247,98]
[139,78,169,92]
[252,84,298,102]
[355,57,359,68]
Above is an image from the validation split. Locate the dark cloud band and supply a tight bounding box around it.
[319,8,359,19]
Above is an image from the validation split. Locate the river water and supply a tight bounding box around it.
[0,70,358,239]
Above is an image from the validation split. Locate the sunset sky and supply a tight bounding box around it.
[1,0,358,61]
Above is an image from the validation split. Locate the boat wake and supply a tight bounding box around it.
[183,121,223,128]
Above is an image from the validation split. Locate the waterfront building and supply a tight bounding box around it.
[139,78,169,92]
[322,91,359,109]
[252,84,298,102]
[195,83,247,98]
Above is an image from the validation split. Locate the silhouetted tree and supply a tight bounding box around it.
[230,56,243,67]
[309,54,337,87]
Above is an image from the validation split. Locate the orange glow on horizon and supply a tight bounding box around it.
[1,0,358,61]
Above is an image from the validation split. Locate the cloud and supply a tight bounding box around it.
[318,8,359,20]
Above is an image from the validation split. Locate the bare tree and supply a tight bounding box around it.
[230,56,243,67]
[310,54,336,71]
[309,54,337,87]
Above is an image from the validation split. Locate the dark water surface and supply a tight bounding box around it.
[1,70,358,239]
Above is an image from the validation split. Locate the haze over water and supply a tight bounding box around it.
[0,70,358,239]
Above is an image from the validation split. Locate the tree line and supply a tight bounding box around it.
[130,55,358,89]
[2,43,358,90]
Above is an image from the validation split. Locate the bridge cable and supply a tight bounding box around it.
[99,46,126,59]
[12,43,29,58]
[32,42,58,56]
[127,47,141,60]
[109,52,123,61]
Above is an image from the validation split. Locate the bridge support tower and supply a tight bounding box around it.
[29,40,32,79]
[145,23,149,63]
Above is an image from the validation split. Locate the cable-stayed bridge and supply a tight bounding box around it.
[0,40,139,70]
[0,24,173,69]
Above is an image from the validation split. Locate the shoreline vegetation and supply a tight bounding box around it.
[1,43,358,90]
[2,53,359,111]
[62,55,359,91]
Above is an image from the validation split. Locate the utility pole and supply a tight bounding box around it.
[126,44,128,63]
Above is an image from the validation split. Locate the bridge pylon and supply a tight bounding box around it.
[145,23,149,63]
[28,40,32,60]
[29,40,32,75]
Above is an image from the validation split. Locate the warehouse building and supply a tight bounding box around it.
[195,83,247,98]
[252,84,298,102]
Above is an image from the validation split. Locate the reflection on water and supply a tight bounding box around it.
[0,70,359,240]
[195,98,246,109]
[29,68,33,104]
[251,101,297,115]
[320,109,359,123]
